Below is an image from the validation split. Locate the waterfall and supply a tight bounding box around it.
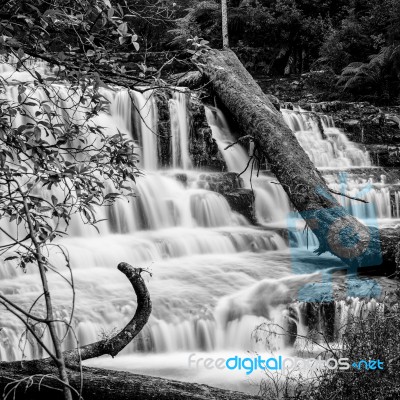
[205,106,292,224]
[282,108,371,168]
[1,57,399,394]
[169,90,193,169]
[0,60,293,371]
[205,107,250,174]
[206,105,400,222]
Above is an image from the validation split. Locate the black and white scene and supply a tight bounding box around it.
[0,1,400,399]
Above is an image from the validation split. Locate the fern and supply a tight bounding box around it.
[337,45,400,102]
[168,1,220,48]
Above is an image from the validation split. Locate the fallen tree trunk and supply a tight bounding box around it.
[0,363,261,400]
[194,48,400,276]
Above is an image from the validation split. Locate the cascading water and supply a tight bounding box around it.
[282,108,371,168]
[1,58,399,394]
[283,108,400,220]
[205,106,292,224]
[0,60,295,383]
[169,90,193,169]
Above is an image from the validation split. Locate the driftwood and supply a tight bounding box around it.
[193,48,400,276]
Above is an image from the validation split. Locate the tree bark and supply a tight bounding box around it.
[193,48,400,276]
[0,363,261,400]
[63,262,152,366]
[221,0,229,49]
[170,71,205,89]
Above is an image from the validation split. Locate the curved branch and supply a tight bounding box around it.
[63,262,152,366]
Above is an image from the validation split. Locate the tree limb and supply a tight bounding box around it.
[63,263,152,366]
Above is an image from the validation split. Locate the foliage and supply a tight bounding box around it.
[0,1,169,398]
[0,0,185,87]
[257,292,400,400]
[300,293,400,400]
[171,0,400,104]
[172,0,342,75]
[0,61,140,400]
[168,1,221,49]
[337,45,400,104]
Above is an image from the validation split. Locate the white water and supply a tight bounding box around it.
[282,108,371,168]
[169,90,193,169]
[207,106,400,222]
[205,106,292,224]
[0,59,398,394]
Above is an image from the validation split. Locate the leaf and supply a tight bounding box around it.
[38,206,53,212]
[4,256,18,261]
[43,104,51,114]
[131,34,138,42]
[132,41,140,51]
[107,7,114,19]
[86,50,96,57]
[104,192,121,200]
[51,195,58,206]
[118,22,128,36]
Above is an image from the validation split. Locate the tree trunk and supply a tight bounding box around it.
[221,0,229,49]
[193,48,400,276]
[0,362,261,400]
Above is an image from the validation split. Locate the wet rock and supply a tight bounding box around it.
[174,173,188,187]
[188,98,226,171]
[195,173,256,222]
[291,100,400,168]
[155,90,172,167]
[298,102,312,111]
[344,119,360,127]
[223,189,256,224]
[365,145,400,167]
[197,172,243,193]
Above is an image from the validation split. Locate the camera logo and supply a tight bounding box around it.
[287,172,382,302]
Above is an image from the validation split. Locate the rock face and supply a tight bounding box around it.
[329,103,400,168]
[154,88,254,222]
[155,89,225,170]
[222,189,256,224]
[196,172,256,223]
[188,98,225,171]
[155,90,172,167]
